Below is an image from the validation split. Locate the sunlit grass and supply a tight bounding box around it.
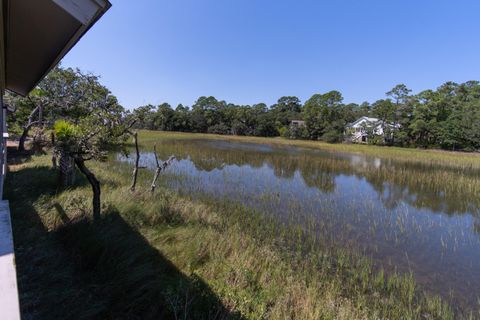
[137,130,480,170]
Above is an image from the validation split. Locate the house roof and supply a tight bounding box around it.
[346,116,380,127]
[2,0,111,96]
[347,116,402,129]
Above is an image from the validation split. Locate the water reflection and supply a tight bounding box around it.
[121,139,480,215]
[117,138,480,310]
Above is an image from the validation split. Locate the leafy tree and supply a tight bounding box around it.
[409,90,439,147]
[342,103,360,124]
[132,104,155,130]
[191,96,227,133]
[358,102,372,117]
[154,103,175,131]
[387,84,412,105]
[6,66,98,151]
[370,99,396,144]
[385,84,413,145]
[172,104,192,131]
[270,96,302,130]
[253,104,278,137]
[53,84,130,219]
[303,91,345,141]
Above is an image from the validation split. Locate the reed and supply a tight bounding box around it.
[8,153,477,319]
[137,130,480,170]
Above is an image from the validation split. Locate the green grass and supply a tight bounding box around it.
[6,150,478,319]
[137,130,480,171]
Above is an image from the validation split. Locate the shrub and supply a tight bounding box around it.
[278,126,288,138]
[207,123,231,135]
[287,125,309,140]
[321,130,343,143]
[54,120,77,141]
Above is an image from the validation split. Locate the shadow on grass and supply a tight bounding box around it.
[6,146,32,165]
[6,163,244,319]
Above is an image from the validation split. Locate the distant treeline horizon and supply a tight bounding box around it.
[131,81,480,151]
[7,66,478,152]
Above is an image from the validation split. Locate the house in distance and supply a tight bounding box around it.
[290,120,306,128]
[345,116,399,144]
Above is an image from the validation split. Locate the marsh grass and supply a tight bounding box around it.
[134,131,480,216]
[8,152,479,319]
[123,133,480,309]
[136,130,480,171]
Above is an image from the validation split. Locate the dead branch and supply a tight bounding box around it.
[124,119,137,133]
[130,131,141,191]
[150,143,175,193]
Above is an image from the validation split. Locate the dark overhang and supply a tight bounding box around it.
[4,0,111,96]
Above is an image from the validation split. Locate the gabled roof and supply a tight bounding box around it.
[3,0,111,96]
[346,116,380,128]
[347,116,402,129]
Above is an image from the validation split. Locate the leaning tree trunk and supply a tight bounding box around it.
[74,157,101,220]
[51,133,57,169]
[130,132,140,191]
[18,105,40,152]
[18,127,30,152]
[59,151,75,186]
[18,123,39,152]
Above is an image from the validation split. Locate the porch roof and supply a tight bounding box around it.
[2,0,111,96]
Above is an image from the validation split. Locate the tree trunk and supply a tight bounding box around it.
[51,132,57,169]
[52,153,58,170]
[59,151,75,186]
[130,132,140,191]
[18,127,30,152]
[18,105,40,152]
[150,144,161,193]
[150,145,175,193]
[74,157,101,220]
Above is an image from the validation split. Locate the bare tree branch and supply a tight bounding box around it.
[130,131,141,191]
[151,143,175,193]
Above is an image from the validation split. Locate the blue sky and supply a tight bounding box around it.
[61,0,480,109]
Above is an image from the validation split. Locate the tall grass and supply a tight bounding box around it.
[8,153,478,319]
[137,130,480,171]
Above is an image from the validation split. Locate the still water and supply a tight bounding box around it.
[117,138,480,310]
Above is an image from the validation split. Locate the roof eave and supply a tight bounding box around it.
[5,0,112,96]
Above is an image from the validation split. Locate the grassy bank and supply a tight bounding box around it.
[137,130,480,171]
[7,151,475,319]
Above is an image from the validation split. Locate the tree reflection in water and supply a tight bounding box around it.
[116,138,480,310]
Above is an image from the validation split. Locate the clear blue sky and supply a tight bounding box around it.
[61,0,480,109]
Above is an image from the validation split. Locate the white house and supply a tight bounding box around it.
[345,116,398,143]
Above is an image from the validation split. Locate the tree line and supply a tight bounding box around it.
[5,65,479,219]
[132,82,480,151]
[7,66,480,154]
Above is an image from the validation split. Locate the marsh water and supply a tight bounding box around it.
[117,138,480,311]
